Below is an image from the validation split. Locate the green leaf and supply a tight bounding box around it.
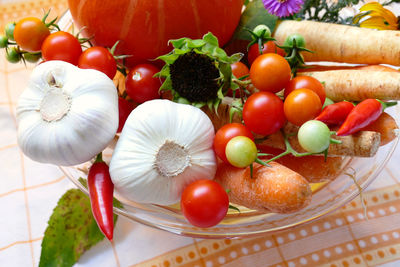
[231,0,278,42]
[158,76,173,92]
[169,37,187,48]
[203,32,219,46]
[39,189,116,267]
[187,39,206,48]
[229,53,244,63]
[157,53,179,65]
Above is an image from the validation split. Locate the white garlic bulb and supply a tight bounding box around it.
[109,99,217,205]
[16,60,118,166]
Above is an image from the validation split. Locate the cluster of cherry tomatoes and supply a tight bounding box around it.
[179,33,337,229]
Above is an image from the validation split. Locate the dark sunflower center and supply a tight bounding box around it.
[169,51,220,102]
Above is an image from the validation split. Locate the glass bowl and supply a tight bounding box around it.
[60,105,399,239]
[58,11,399,239]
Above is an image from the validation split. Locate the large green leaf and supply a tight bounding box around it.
[231,0,278,41]
[39,189,117,267]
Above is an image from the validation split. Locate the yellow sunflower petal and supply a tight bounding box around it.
[360,17,397,30]
[359,2,385,12]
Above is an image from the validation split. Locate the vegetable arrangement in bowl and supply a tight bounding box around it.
[2,0,400,245]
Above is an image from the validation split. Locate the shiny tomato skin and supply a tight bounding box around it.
[181,179,229,228]
[284,76,326,104]
[250,53,291,93]
[117,97,136,133]
[231,61,249,79]
[78,46,117,79]
[214,123,254,163]
[243,91,286,135]
[14,17,50,52]
[247,41,285,66]
[41,31,82,65]
[125,63,162,103]
[284,88,322,126]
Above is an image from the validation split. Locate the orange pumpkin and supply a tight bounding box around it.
[68,0,244,66]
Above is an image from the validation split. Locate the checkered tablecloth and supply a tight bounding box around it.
[1,1,400,266]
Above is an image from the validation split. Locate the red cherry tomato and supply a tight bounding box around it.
[227,61,250,96]
[249,53,291,93]
[243,91,286,135]
[41,31,82,65]
[14,17,50,52]
[78,46,117,79]
[181,179,229,228]
[214,123,254,163]
[284,88,322,126]
[247,41,285,66]
[284,76,326,104]
[231,61,249,79]
[125,63,162,103]
[117,97,136,133]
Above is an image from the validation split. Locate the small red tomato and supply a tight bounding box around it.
[227,61,250,96]
[117,97,136,133]
[214,123,254,163]
[250,53,291,93]
[41,31,82,65]
[284,76,325,104]
[247,41,285,66]
[181,179,229,228]
[243,91,286,135]
[78,46,117,79]
[231,61,249,79]
[284,88,322,126]
[14,17,50,52]
[125,63,162,103]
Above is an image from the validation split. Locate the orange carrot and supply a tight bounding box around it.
[362,112,399,146]
[273,20,400,66]
[257,146,346,183]
[214,162,312,213]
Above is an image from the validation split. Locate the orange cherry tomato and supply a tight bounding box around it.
[14,17,50,52]
[284,88,322,126]
[250,53,291,93]
[284,76,326,104]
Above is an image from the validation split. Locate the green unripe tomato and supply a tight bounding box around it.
[23,52,41,63]
[253,24,271,38]
[0,35,8,48]
[298,120,331,153]
[4,22,16,41]
[322,97,334,109]
[6,47,21,63]
[284,33,306,48]
[225,136,257,168]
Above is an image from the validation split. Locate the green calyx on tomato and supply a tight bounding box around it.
[156,32,242,111]
[279,33,313,75]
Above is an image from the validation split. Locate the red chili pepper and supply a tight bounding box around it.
[315,101,354,125]
[336,99,397,136]
[88,153,114,240]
